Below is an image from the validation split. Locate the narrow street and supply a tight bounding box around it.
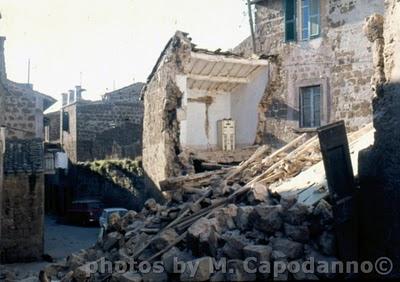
[0,216,99,280]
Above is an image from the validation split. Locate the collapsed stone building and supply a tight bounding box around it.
[142,0,385,192]
[141,32,272,190]
[235,0,384,147]
[44,82,144,163]
[0,36,55,262]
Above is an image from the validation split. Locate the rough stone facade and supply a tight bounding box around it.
[142,32,271,191]
[142,32,193,190]
[235,0,384,147]
[61,100,143,163]
[102,82,144,103]
[1,174,44,263]
[0,36,52,263]
[359,0,400,274]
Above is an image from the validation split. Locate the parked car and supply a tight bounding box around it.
[99,208,128,230]
[66,199,104,225]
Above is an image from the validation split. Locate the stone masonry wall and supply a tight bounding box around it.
[359,0,400,274]
[235,0,384,147]
[61,101,143,163]
[142,32,191,190]
[0,174,44,263]
[76,102,143,161]
[103,82,145,104]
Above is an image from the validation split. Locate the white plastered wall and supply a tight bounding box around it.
[177,65,269,150]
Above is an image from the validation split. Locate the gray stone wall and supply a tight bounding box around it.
[103,82,144,104]
[61,101,143,163]
[142,32,191,190]
[0,174,44,263]
[0,36,46,263]
[359,0,400,273]
[235,0,384,147]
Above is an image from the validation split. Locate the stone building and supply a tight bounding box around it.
[0,36,55,262]
[142,31,271,189]
[359,0,400,274]
[235,0,384,147]
[102,82,145,103]
[56,83,144,163]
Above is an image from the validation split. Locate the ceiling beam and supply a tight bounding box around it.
[187,74,249,84]
[190,52,269,67]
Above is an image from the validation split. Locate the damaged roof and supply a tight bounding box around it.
[141,31,269,98]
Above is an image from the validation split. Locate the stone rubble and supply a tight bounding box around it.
[40,180,337,281]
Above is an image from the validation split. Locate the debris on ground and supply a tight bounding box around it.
[42,124,374,281]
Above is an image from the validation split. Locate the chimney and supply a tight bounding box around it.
[0,37,7,79]
[75,85,86,101]
[68,90,75,104]
[61,93,68,106]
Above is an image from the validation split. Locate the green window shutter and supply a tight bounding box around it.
[285,0,297,42]
[309,0,320,37]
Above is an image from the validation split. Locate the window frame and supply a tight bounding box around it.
[299,84,323,129]
[300,0,321,41]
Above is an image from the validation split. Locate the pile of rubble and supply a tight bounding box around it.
[43,124,374,281]
[44,187,335,281]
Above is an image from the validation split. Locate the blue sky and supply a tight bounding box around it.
[1,0,251,100]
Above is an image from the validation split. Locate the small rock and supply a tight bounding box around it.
[318,231,336,256]
[251,204,283,234]
[151,229,178,251]
[108,212,122,232]
[144,199,159,213]
[221,231,250,259]
[187,218,218,257]
[284,223,310,243]
[210,271,226,282]
[120,272,143,282]
[142,270,168,282]
[103,232,122,251]
[226,260,256,282]
[271,250,287,261]
[247,183,269,204]
[180,257,213,282]
[66,253,86,269]
[243,244,272,263]
[214,204,237,231]
[73,261,97,282]
[60,271,74,282]
[234,206,254,231]
[162,247,193,273]
[272,238,304,260]
[313,199,333,226]
[283,203,311,225]
[291,260,318,280]
[280,195,297,210]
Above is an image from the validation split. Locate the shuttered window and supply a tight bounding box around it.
[300,85,321,128]
[285,0,297,42]
[301,0,320,40]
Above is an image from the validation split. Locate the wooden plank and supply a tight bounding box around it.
[317,120,358,263]
[160,168,231,191]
